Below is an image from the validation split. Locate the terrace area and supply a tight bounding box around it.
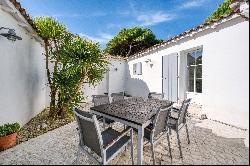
[0,104,249,165]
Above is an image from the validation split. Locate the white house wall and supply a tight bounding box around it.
[0,6,46,126]
[126,16,249,129]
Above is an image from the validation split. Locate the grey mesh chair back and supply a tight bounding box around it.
[142,105,172,165]
[74,108,134,165]
[152,105,172,138]
[111,93,124,102]
[74,108,103,156]
[178,98,191,125]
[166,98,191,158]
[92,95,110,106]
[148,92,163,100]
[127,96,145,102]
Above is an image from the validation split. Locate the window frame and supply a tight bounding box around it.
[186,48,203,94]
[133,62,142,75]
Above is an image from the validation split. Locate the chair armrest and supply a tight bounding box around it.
[103,127,132,150]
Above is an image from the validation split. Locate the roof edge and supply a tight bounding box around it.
[127,12,245,61]
[1,0,42,41]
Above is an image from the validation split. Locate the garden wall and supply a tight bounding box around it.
[0,3,47,126]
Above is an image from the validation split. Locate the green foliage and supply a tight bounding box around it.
[34,17,108,117]
[54,33,108,113]
[34,17,67,116]
[34,17,66,40]
[206,0,233,22]
[0,123,20,137]
[105,27,162,57]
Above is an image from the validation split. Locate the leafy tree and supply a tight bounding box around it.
[34,17,108,117]
[34,17,66,115]
[105,27,162,57]
[206,0,233,22]
[55,33,108,116]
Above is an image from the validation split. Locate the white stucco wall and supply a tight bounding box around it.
[126,53,162,99]
[126,15,249,129]
[82,59,126,102]
[202,18,249,130]
[108,59,126,95]
[0,4,46,126]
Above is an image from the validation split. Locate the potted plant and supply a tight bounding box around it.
[0,123,20,151]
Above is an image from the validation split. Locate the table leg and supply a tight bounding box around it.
[137,127,144,165]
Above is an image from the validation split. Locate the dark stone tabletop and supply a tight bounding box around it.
[90,98,173,125]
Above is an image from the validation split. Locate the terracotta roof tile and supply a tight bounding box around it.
[8,0,38,34]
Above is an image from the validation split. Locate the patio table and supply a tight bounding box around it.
[90,98,172,165]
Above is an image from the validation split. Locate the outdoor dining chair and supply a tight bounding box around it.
[92,95,110,106]
[127,96,145,102]
[74,108,134,165]
[92,95,115,129]
[111,92,124,102]
[133,105,173,165]
[166,98,192,158]
[148,92,163,100]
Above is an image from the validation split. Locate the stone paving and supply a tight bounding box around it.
[0,105,249,165]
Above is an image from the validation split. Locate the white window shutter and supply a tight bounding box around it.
[136,62,142,75]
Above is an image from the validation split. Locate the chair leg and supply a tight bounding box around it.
[76,146,81,165]
[150,142,156,165]
[130,129,134,165]
[176,130,183,158]
[166,132,172,159]
[185,124,190,144]
[103,118,106,130]
[124,124,127,152]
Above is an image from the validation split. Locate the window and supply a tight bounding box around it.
[133,62,142,75]
[187,48,202,93]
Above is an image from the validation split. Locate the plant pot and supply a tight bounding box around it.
[0,133,17,151]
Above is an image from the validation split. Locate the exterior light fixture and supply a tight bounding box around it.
[0,27,22,42]
[145,59,151,63]
[145,59,154,68]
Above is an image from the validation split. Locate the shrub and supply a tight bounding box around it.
[0,123,20,137]
[206,0,233,22]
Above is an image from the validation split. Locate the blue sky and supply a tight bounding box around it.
[19,0,224,48]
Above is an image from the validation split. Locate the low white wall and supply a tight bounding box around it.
[108,59,126,95]
[126,15,249,129]
[0,6,46,126]
[82,59,126,102]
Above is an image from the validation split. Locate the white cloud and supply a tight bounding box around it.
[116,0,176,27]
[79,33,113,44]
[179,0,205,9]
[137,11,176,26]
[33,11,106,18]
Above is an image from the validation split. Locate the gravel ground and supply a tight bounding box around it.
[0,104,249,165]
[17,108,75,144]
